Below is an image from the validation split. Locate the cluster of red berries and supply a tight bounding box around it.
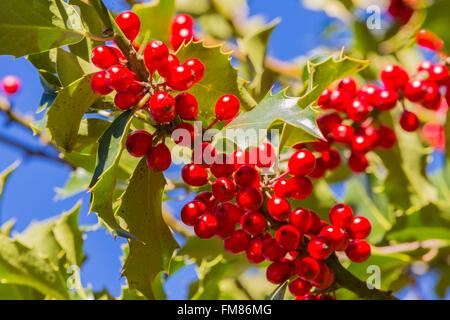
[1,75,21,95]
[179,146,372,298]
[170,13,197,51]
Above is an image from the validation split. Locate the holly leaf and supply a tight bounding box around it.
[268,281,287,300]
[0,0,85,57]
[0,161,20,210]
[116,158,178,299]
[47,74,99,151]
[176,41,248,119]
[133,0,176,43]
[56,48,99,87]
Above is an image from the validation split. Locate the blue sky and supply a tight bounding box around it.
[0,0,443,299]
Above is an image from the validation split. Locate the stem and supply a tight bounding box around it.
[234,279,255,300]
[113,35,149,81]
[326,254,398,300]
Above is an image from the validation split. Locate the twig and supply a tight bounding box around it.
[234,278,255,300]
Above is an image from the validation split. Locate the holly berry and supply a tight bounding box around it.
[185,58,205,83]
[275,225,301,251]
[332,124,354,144]
[262,238,287,262]
[144,40,169,72]
[378,125,396,149]
[285,176,313,200]
[105,65,136,92]
[416,29,444,52]
[321,148,341,170]
[171,14,194,33]
[373,89,398,110]
[329,203,353,228]
[428,64,449,84]
[214,94,240,120]
[174,92,198,120]
[289,278,312,296]
[167,65,195,91]
[1,75,21,94]
[210,154,235,178]
[400,110,419,132]
[308,158,327,179]
[289,208,321,234]
[348,153,369,173]
[91,46,122,69]
[351,135,371,154]
[380,65,409,91]
[267,196,291,221]
[181,201,206,226]
[234,165,260,188]
[182,163,209,186]
[347,216,372,239]
[236,187,263,212]
[319,225,349,251]
[295,256,321,281]
[307,236,334,260]
[253,142,276,168]
[246,238,265,264]
[211,177,236,202]
[216,202,242,225]
[126,130,153,157]
[172,122,195,146]
[224,230,250,253]
[288,149,316,176]
[404,80,427,102]
[338,77,357,96]
[170,27,194,51]
[311,261,334,289]
[194,213,218,239]
[146,143,172,171]
[240,211,267,236]
[115,11,141,41]
[273,179,290,197]
[91,71,113,95]
[114,91,137,110]
[266,261,292,284]
[345,239,371,263]
[347,100,371,123]
[148,91,176,124]
[329,89,351,111]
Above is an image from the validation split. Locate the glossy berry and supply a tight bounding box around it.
[289,278,312,296]
[348,152,369,173]
[91,46,122,69]
[338,77,357,96]
[288,149,316,176]
[319,225,349,251]
[329,203,353,228]
[194,213,218,239]
[267,196,291,221]
[181,201,206,226]
[148,91,176,124]
[252,143,276,168]
[172,123,195,146]
[404,80,427,102]
[114,91,137,110]
[318,89,332,108]
[167,65,195,91]
[171,14,194,33]
[212,177,236,202]
[144,40,169,72]
[246,239,265,264]
[182,164,208,187]
[185,58,205,83]
[351,135,371,154]
[146,143,171,171]
[174,93,198,120]
[125,130,153,157]
[400,110,419,132]
[358,84,380,105]
[224,230,250,253]
[428,64,449,84]
[381,65,409,91]
[289,208,320,234]
[294,256,321,281]
[215,94,240,120]
[378,126,396,149]
[105,65,136,92]
[1,75,21,94]
[194,191,217,212]
[115,11,141,41]
[91,71,113,95]
[266,262,292,284]
[262,238,287,262]
[332,124,354,144]
[347,216,371,239]
[321,148,341,170]
[157,54,179,78]
[210,154,235,178]
[347,100,371,123]
[307,236,334,260]
[216,202,242,225]
[234,165,260,188]
[373,89,398,110]
[275,225,301,251]
[329,89,351,111]
[317,113,342,135]
[285,176,313,200]
[273,179,290,198]
[416,29,444,52]
[240,211,267,236]
[236,187,263,212]
[170,27,194,51]
[311,262,334,289]
[345,239,371,263]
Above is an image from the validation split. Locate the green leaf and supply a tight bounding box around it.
[0,161,20,211]
[116,159,178,299]
[217,90,323,150]
[0,0,85,57]
[268,281,287,300]
[89,110,134,231]
[0,234,69,299]
[133,0,176,43]
[47,74,99,151]
[176,41,247,119]
[56,48,99,87]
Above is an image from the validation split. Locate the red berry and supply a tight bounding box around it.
[170,27,194,51]
[345,239,371,263]
[358,84,380,105]
[116,11,141,41]
[418,60,434,73]
[378,125,396,149]
[148,91,176,124]
[422,81,441,110]
[400,110,420,132]
[404,80,427,102]
[253,142,276,168]
[416,29,444,52]
[211,177,236,202]
[234,165,260,188]
[288,149,316,176]
[275,225,301,251]
[193,142,217,168]
[332,124,354,144]
[373,89,398,110]
[214,94,240,120]
[286,176,313,200]
[215,214,236,239]
[289,208,321,234]
[105,65,136,92]
[171,14,194,33]
[216,202,242,225]
[273,179,290,197]
[210,153,235,178]
[329,203,353,228]
[358,125,379,149]
[194,213,218,239]
[175,92,198,120]
[266,262,292,284]
[114,91,137,110]
[308,158,327,179]
[338,77,357,96]
[289,278,312,296]
[347,216,372,239]
[240,211,267,236]
[267,196,291,221]
[318,89,332,109]
[351,135,371,154]
[125,130,153,157]
[428,64,449,84]
[182,164,208,186]
[317,113,342,135]
[172,122,195,147]
[321,148,341,170]
[348,153,369,173]
[246,238,265,264]
[224,230,250,253]
[294,256,321,281]
[319,225,349,251]
[194,191,217,212]
[144,40,169,72]
[381,65,409,91]
[329,89,351,111]
[91,46,122,69]
[346,99,371,123]
[185,58,205,83]
[157,54,179,79]
[307,236,334,260]
[311,261,334,289]
[146,143,171,171]
[181,201,206,226]
[236,187,263,212]
[167,65,195,91]
[91,71,113,95]
[232,149,251,170]
[262,238,287,262]
[1,75,21,94]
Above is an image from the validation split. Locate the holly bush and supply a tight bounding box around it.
[0,0,449,300]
